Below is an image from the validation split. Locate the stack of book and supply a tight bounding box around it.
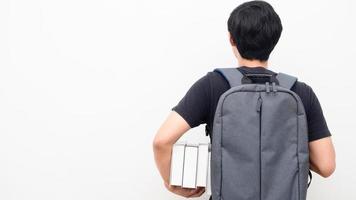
[169,143,211,193]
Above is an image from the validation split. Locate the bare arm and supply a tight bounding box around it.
[153,111,190,183]
[309,136,336,177]
[153,111,205,198]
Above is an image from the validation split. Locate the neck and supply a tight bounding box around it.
[238,58,268,68]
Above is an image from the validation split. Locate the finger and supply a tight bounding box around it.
[178,189,195,198]
[183,188,201,197]
[171,187,196,197]
[193,188,206,197]
[188,187,206,198]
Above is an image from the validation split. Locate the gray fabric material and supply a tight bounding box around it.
[214,68,244,87]
[211,69,309,200]
[276,72,298,89]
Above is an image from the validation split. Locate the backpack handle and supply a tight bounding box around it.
[245,73,273,78]
[243,73,274,84]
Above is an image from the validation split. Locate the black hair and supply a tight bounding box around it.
[227,1,282,61]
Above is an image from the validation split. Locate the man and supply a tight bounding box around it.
[153,0,336,198]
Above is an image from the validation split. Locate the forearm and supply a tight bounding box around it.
[153,111,191,183]
[153,143,172,184]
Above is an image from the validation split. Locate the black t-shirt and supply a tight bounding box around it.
[173,66,331,142]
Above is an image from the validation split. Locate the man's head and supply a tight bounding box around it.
[228,1,282,62]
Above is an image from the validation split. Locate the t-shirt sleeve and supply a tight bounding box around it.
[172,74,211,128]
[306,87,332,142]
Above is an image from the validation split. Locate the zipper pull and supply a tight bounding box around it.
[256,97,262,112]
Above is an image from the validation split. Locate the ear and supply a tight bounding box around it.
[228,32,236,46]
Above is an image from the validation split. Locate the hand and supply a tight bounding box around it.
[164,182,206,198]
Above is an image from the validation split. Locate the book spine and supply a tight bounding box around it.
[169,144,186,186]
[182,145,198,188]
[196,144,209,187]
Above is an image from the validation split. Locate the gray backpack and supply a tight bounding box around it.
[211,68,311,200]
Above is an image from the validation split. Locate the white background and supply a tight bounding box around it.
[0,0,355,199]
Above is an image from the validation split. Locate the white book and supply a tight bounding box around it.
[182,145,199,188]
[169,143,186,186]
[206,151,212,195]
[196,144,209,187]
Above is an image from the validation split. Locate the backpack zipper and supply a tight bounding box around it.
[256,96,263,112]
[256,94,263,200]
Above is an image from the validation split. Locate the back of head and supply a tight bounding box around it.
[228,0,283,61]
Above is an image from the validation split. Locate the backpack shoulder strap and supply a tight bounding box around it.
[214,68,244,87]
[276,72,297,90]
